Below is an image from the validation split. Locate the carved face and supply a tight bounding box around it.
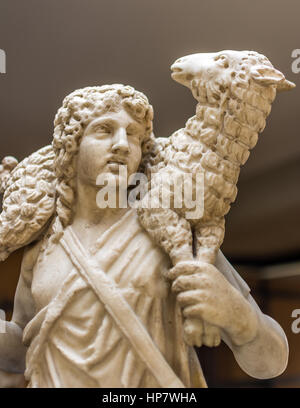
[76,107,144,187]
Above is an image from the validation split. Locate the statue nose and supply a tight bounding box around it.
[112,127,129,153]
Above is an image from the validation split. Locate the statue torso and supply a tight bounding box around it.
[24,210,199,388]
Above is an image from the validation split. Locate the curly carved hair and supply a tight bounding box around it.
[0,85,156,261]
[52,84,155,228]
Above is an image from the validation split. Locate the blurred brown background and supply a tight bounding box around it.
[0,0,299,387]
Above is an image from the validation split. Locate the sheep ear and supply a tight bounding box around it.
[277,79,296,92]
[250,65,296,91]
[250,65,285,85]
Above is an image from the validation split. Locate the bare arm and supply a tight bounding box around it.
[215,251,288,379]
[221,292,288,379]
[171,252,289,380]
[0,243,39,373]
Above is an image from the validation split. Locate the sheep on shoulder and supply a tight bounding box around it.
[0,146,55,261]
[137,50,295,347]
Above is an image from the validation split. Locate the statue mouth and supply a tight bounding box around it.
[171,66,183,80]
[171,64,190,86]
[171,67,182,73]
[107,156,128,165]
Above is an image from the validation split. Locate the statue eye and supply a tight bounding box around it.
[127,125,141,138]
[94,124,111,134]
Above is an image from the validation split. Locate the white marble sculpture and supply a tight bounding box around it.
[137,50,295,348]
[0,51,295,388]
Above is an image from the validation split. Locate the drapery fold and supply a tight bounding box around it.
[23,209,206,388]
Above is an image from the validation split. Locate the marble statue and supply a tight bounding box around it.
[137,50,295,349]
[0,50,295,388]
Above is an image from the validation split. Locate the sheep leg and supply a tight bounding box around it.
[168,260,220,348]
[194,219,225,264]
[137,203,206,347]
[137,205,194,265]
[137,190,223,348]
[185,219,225,347]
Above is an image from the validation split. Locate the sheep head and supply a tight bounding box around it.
[171,50,295,104]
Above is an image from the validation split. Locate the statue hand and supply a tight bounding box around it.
[168,261,221,348]
[170,261,258,346]
[183,317,221,348]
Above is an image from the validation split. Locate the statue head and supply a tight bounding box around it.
[170,50,296,163]
[52,84,154,227]
[0,85,155,261]
[171,50,295,95]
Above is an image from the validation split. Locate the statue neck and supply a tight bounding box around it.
[184,92,268,167]
[73,178,129,228]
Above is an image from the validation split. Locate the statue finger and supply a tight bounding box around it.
[177,289,206,307]
[183,303,210,321]
[166,260,209,280]
[172,273,208,292]
[202,322,221,348]
[183,318,204,347]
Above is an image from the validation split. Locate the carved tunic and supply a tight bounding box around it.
[22,210,206,388]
